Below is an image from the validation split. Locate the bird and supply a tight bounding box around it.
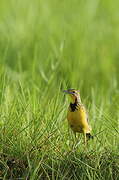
[63,89,93,145]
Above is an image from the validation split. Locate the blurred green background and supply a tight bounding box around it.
[0,0,119,90]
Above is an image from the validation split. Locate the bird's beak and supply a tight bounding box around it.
[63,90,73,94]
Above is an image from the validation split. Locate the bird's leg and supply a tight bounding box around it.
[75,133,81,148]
[72,132,76,149]
[84,133,87,146]
[73,132,81,149]
[70,132,77,150]
[74,132,76,138]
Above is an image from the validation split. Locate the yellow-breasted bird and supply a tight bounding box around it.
[63,89,93,144]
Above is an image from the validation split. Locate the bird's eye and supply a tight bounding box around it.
[72,91,75,93]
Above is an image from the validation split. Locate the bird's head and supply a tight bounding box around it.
[63,89,81,104]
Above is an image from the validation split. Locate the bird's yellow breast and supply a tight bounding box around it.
[67,105,91,133]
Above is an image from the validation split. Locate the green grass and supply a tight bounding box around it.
[0,0,119,179]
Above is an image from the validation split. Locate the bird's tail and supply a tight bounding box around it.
[86,133,93,140]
